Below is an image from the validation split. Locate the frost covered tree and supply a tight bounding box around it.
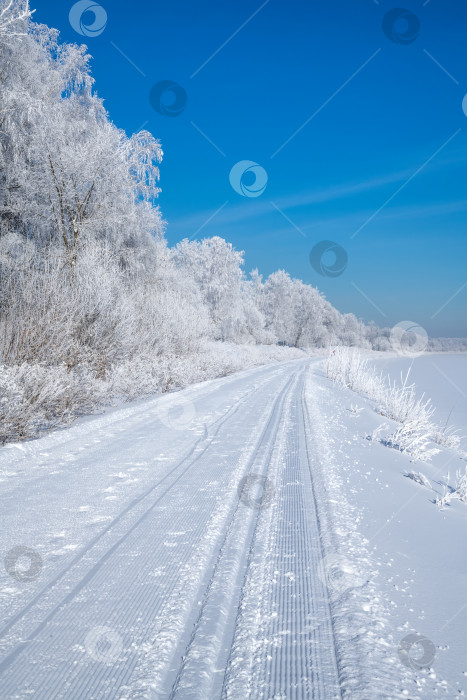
[0,0,32,37]
[173,237,246,342]
[339,313,370,349]
[0,0,383,443]
[0,10,163,271]
[0,2,168,375]
[260,271,340,348]
[261,271,299,345]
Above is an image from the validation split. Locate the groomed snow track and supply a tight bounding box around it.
[0,359,346,699]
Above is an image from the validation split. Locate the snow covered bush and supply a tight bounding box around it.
[405,471,432,489]
[327,347,463,462]
[383,420,440,463]
[326,347,382,395]
[453,467,467,502]
[0,363,107,443]
[430,425,461,451]
[378,373,435,426]
[435,467,467,508]
[0,343,306,443]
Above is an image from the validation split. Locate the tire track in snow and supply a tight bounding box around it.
[165,370,300,700]
[0,366,299,698]
[0,370,281,677]
[122,371,297,699]
[0,361,287,479]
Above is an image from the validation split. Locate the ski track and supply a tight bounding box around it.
[220,368,341,700]
[0,359,409,698]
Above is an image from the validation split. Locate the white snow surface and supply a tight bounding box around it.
[373,352,467,437]
[0,356,466,698]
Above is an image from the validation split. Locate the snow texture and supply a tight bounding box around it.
[2,357,466,697]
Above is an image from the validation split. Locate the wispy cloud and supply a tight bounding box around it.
[166,164,467,238]
[167,167,416,234]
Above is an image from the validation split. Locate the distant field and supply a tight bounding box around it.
[372,353,467,436]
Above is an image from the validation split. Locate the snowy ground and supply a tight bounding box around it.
[324,352,467,698]
[0,356,466,698]
[373,352,467,438]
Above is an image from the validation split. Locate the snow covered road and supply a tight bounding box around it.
[0,358,437,698]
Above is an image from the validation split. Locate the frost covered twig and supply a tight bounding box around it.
[348,403,363,417]
[405,471,432,489]
[0,0,34,37]
[327,347,463,460]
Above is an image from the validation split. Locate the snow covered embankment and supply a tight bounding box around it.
[319,350,467,697]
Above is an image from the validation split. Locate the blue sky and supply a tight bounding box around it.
[35,0,467,336]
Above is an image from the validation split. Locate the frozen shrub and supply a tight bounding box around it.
[384,420,439,462]
[327,347,380,395]
[435,468,467,508]
[431,426,461,451]
[0,343,306,444]
[405,471,432,488]
[0,363,107,444]
[378,374,435,426]
[326,347,463,460]
[453,467,467,503]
